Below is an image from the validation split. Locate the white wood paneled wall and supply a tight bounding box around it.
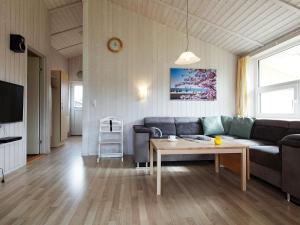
[49,47,68,73]
[83,0,237,155]
[68,55,82,81]
[0,0,67,174]
[0,0,50,174]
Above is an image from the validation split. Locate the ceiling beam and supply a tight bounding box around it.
[269,0,300,15]
[150,0,264,47]
[51,25,83,36]
[57,42,82,51]
[249,27,300,57]
[49,1,82,13]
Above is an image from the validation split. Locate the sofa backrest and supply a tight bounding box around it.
[144,117,176,136]
[287,121,300,135]
[251,119,289,143]
[143,117,300,141]
[174,117,203,135]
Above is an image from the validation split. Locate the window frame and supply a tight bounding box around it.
[256,80,299,118]
[255,43,300,119]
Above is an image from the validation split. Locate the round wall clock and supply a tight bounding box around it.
[107,37,123,53]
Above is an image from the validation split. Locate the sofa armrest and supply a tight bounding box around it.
[133,125,152,134]
[133,125,151,163]
[282,143,300,200]
[280,134,300,148]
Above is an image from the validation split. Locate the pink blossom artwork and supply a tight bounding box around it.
[170,68,216,101]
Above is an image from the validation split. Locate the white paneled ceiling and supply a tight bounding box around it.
[111,0,300,55]
[44,0,82,58]
[285,0,300,7]
[59,43,83,58]
[44,0,300,56]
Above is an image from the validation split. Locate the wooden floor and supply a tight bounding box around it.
[1,137,300,225]
[26,155,44,164]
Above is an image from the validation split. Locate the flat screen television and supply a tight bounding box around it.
[0,80,24,123]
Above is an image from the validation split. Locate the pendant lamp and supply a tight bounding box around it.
[175,0,200,65]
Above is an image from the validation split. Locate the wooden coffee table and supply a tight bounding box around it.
[149,138,249,195]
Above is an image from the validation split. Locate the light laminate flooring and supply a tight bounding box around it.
[1,137,300,225]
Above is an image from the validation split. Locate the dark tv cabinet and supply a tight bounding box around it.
[0,136,22,144]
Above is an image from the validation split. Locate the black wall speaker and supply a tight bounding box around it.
[10,34,26,53]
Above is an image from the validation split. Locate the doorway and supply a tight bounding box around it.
[70,82,83,136]
[27,50,43,158]
[51,70,69,147]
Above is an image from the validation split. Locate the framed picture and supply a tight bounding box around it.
[170,68,217,101]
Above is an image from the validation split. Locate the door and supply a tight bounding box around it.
[27,56,40,154]
[51,71,62,147]
[70,83,83,135]
[51,71,69,147]
[60,71,69,140]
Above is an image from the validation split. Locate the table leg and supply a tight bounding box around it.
[150,142,154,175]
[215,154,220,173]
[247,148,250,180]
[241,148,247,191]
[157,151,161,195]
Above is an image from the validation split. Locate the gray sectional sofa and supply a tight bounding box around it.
[133,117,300,203]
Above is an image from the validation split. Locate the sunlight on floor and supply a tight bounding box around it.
[68,157,85,196]
[170,166,191,172]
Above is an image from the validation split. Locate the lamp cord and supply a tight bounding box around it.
[186,0,189,51]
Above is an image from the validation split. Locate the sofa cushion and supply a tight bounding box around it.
[250,146,281,171]
[144,117,176,136]
[234,139,273,146]
[219,135,238,140]
[251,119,288,144]
[221,116,233,134]
[175,117,202,135]
[145,117,174,124]
[202,116,225,136]
[174,117,199,123]
[229,117,255,139]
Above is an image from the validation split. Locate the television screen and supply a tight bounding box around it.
[0,80,24,123]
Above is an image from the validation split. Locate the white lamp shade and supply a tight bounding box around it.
[175,51,201,65]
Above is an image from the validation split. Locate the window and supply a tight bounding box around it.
[257,44,300,118]
[73,85,83,108]
[260,88,295,114]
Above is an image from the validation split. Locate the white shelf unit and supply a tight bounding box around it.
[97,116,123,163]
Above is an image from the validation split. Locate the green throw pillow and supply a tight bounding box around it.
[202,116,225,136]
[221,115,233,134]
[229,117,255,139]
